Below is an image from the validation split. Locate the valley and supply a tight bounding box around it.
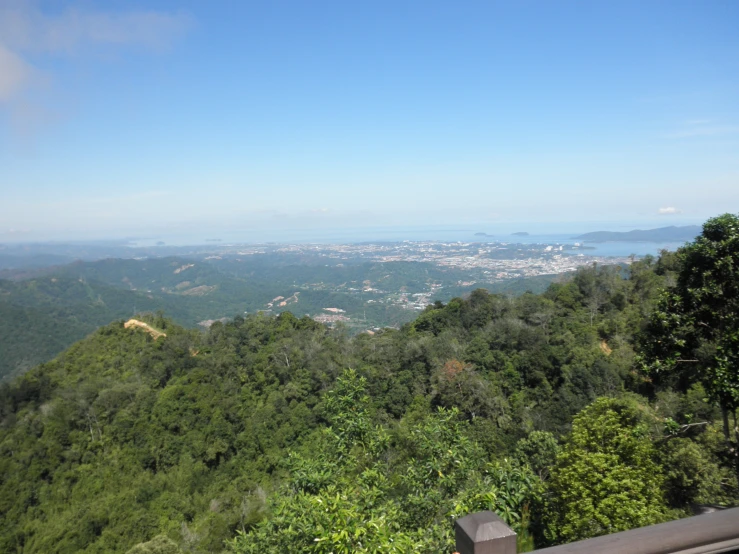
[0,239,635,381]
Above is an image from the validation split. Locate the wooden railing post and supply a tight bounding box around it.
[455,511,517,554]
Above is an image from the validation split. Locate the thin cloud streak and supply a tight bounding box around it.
[664,118,739,139]
[0,4,193,55]
[0,2,193,139]
[43,190,171,208]
[0,43,33,102]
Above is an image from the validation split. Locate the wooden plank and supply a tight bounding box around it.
[535,507,739,554]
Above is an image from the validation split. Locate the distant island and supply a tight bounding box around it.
[574,225,701,243]
[205,239,223,242]
[474,232,493,237]
[512,232,529,236]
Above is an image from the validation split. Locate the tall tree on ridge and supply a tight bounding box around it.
[642,213,739,444]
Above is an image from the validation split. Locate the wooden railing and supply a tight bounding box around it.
[455,507,739,554]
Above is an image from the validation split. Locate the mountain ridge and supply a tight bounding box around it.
[574,225,701,242]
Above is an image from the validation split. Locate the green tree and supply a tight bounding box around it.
[126,535,183,554]
[544,397,667,544]
[642,213,739,441]
[228,370,540,553]
[659,436,737,508]
[515,431,559,480]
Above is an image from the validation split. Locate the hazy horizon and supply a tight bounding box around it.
[0,218,706,247]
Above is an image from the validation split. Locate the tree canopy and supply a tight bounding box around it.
[642,213,739,439]
[1,241,738,553]
[544,397,667,543]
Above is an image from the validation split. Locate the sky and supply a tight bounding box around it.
[1,0,738,242]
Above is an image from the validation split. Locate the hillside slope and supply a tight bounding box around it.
[1,255,735,553]
[0,257,561,381]
[0,277,184,381]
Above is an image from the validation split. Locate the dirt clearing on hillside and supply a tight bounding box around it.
[124,319,167,340]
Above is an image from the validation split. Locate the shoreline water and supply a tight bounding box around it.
[127,230,685,258]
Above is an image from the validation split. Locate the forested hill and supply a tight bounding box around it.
[0,255,558,382]
[1,220,738,552]
[0,276,187,382]
[0,257,278,381]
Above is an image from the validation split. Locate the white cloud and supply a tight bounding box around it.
[0,228,31,236]
[658,207,682,215]
[0,3,193,55]
[665,126,739,139]
[0,2,192,137]
[0,43,33,102]
[664,119,739,139]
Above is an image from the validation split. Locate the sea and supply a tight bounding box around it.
[126,226,687,258]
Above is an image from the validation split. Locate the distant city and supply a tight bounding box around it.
[219,239,628,277]
[0,225,698,334]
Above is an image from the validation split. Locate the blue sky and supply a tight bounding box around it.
[1,0,738,242]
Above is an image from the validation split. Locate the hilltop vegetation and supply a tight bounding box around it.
[0,276,183,381]
[1,215,738,553]
[0,256,557,382]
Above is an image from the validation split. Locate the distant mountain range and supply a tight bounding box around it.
[574,225,701,243]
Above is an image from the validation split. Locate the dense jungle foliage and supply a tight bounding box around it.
[1,215,738,553]
[0,276,190,381]
[0,256,556,382]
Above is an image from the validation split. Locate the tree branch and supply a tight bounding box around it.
[658,421,709,441]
